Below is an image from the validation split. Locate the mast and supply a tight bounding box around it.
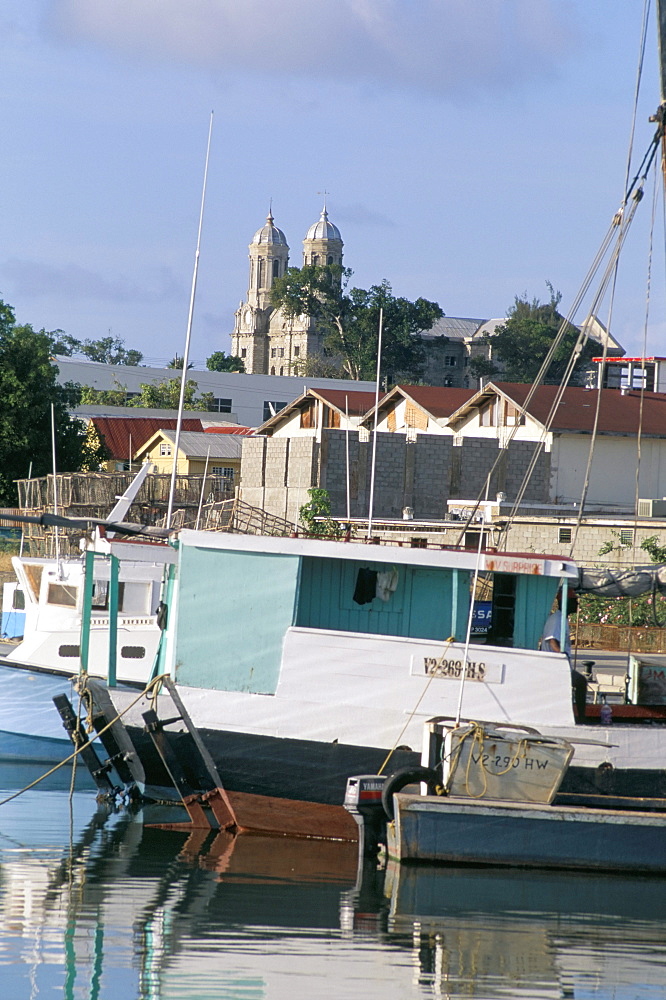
[655,0,666,191]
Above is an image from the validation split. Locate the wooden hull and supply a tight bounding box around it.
[389,792,666,872]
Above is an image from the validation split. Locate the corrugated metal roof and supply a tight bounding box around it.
[203,426,255,435]
[159,430,243,458]
[420,316,487,340]
[91,417,203,460]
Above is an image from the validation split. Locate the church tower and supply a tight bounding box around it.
[232,211,289,373]
[232,205,345,375]
[302,205,344,268]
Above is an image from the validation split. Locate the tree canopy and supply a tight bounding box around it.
[270,264,443,381]
[81,378,214,411]
[491,286,597,385]
[206,351,245,373]
[0,299,108,505]
[53,333,143,365]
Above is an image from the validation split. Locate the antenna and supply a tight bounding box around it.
[167,111,214,527]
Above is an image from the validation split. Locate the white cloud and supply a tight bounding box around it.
[50,0,579,97]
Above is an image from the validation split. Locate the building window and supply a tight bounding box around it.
[258,260,264,287]
[159,443,172,456]
[327,255,333,265]
[480,402,496,427]
[619,528,634,547]
[558,527,572,544]
[279,367,284,375]
[278,347,285,358]
[504,402,525,427]
[212,466,234,484]
[294,346,300,357]
[263,401,288,421]
[271,347,277,358]
[241,348,247,359]
[445,356,457,367]
[270,366,276,375]
[211,398,233,413]
[272,259,280,278]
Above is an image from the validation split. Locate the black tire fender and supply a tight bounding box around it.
[381,766,439,820]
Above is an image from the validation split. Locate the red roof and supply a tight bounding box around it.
[203,426,255,435]
[492,383,666,435]
[312,388,382,416]
[394,385,477,418]
[91,417,204,460]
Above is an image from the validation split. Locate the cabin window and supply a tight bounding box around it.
[12,588,25,611]
[558,527,572,544]
[47,583,77,607]
[58,645,79,658]
[121,646,145,659]
[91,580,109,609]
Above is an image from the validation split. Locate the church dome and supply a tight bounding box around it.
[252,212,288,246]
[305,207,341,241]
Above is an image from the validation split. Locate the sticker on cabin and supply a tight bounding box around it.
[411,654,503,684]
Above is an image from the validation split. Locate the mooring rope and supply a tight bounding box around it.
[0,673,169,809]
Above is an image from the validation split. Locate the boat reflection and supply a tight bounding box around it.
[0,794,665,999]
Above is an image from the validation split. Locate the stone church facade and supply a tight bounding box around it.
[231,207,344,375]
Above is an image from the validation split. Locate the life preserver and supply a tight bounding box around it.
[381,765,440,820]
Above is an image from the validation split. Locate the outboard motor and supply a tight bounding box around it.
[344,775,388,856]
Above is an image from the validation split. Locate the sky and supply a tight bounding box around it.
[1,0,665,369]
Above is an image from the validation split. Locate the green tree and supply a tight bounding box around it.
[206,351,245,373]
[0,299,108,504]
[469,354,500,381]
[298,488,342,538]
[53,332,143,365]
[270,265,442,381]
[133,378,213,410]
[491,285,597,384]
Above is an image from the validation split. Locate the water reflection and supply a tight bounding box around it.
[0,788,665,999]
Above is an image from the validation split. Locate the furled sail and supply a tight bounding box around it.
[577,564,666,597]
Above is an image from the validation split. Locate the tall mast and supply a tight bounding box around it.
[656,0,666,190]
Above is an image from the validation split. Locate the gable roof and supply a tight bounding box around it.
[363,384,476,424]
[139,429,243,460]
[91,416,204,460]
[257,387,382,434]
[450,382,666,436]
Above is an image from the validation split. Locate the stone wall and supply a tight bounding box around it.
[240,430,550,522]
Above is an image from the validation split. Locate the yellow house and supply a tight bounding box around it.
[134,429,243,486]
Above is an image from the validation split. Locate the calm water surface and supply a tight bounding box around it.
[0,770,665,999]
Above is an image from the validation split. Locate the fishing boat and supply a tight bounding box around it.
[370,718,666,872]
[69,529,666,840]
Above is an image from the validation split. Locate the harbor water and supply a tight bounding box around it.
[0,767,665,999]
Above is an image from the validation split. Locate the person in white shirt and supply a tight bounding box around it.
[541,590,588,720]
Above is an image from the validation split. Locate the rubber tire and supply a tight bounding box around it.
[381,765,439,821]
